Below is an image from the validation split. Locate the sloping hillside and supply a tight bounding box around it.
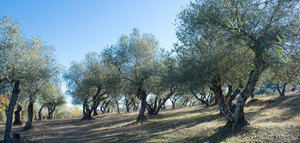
[1,91,299,143]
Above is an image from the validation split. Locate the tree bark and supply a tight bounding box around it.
[211,77,235,123]
[47,106,56,120]
[90,88,106,116]
[125,98,134,112]
[234,65,264,128]
[3,81,21,142]
[92,108,98,116]
[24,101,34,130]
[277,83,287,97]
[103,101,110,113]
[132,100,138,111]
[115,100,120,114]
[38,105,44,121]
[191,91,209,107]
[225,85,233,103]
[13,104,23,125]
[82,100,92,120]
[171,100,176,109]
[148,88,175,115]
[136,88,147,122]
[227,86,242,112]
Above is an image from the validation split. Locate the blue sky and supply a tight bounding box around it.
[0,0,190,106]
[0,0,189,67]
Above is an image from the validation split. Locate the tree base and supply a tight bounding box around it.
[81,116,93,120]
[13,121,23,126]
[23,124,32,131]
[136,115,147,122]
[225,119,249,131]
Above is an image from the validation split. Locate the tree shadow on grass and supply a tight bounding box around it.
[189,92,300,143]
[62,112,222,143]
[191,125,261,143]
[21,106,222,143]
[246,93,300,122]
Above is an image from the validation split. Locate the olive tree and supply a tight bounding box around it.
[146,54,180,115]
[38,82,65,120]
[102,28,160,122]
[64,52,119,120]
[21,38,59,130]
[1,16,59,141]
[176,0,299,129]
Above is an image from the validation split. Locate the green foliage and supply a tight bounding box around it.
[38,82,65,109]
[64,51,120,107]
[102,28,160,91]
[0,15,60,104]
[176,0,299,92]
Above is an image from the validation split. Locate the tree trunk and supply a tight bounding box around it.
[115,100,120,114]
[24,101,34,130]
[129,98,134,112]
[3,81,21,142]
[13,105,23,125]
[191,91,209,107]
[82,101,92,120]
[125,98,134,112]
[234,66,264,128]
[227,86,242,112]
[103,101,110,114]
[146,103,155,115]
[92,108,98,116]
[211,77,235,123]
[47,106,56,120]
[148,89,174,115]
[213,97,218,105]
[136,88,147,122]
[277,83,287,97]
[291,84,296,92]
[132,101,138,111]
[225,85,233,103]
[171,100,176,109]
[38,105,44,121]
[82,109,92,120]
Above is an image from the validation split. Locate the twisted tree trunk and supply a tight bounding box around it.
[224,85,233,103]
[277,83,287,97]
[13,104,23,125]
[227,86,242,112]
[171,100,176,109]
[132,100,138,111]
[24,101,34,130]
[115,100,120,114]
[191,91,209,107]
[47,106,56,120]
[3,81,21,142]
[136,88,147,122]
[146,89,175,115]
[211,77,235,124]
[234,65,264,128]
[92,108,98,116]
[38,105,44,121]
[82,100,92,120]
[125,98,134,112]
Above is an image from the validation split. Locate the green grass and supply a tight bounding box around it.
[1,91,299,143]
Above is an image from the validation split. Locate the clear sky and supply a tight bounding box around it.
[0,0,190,106]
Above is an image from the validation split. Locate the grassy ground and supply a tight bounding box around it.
[0,91,299,143]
